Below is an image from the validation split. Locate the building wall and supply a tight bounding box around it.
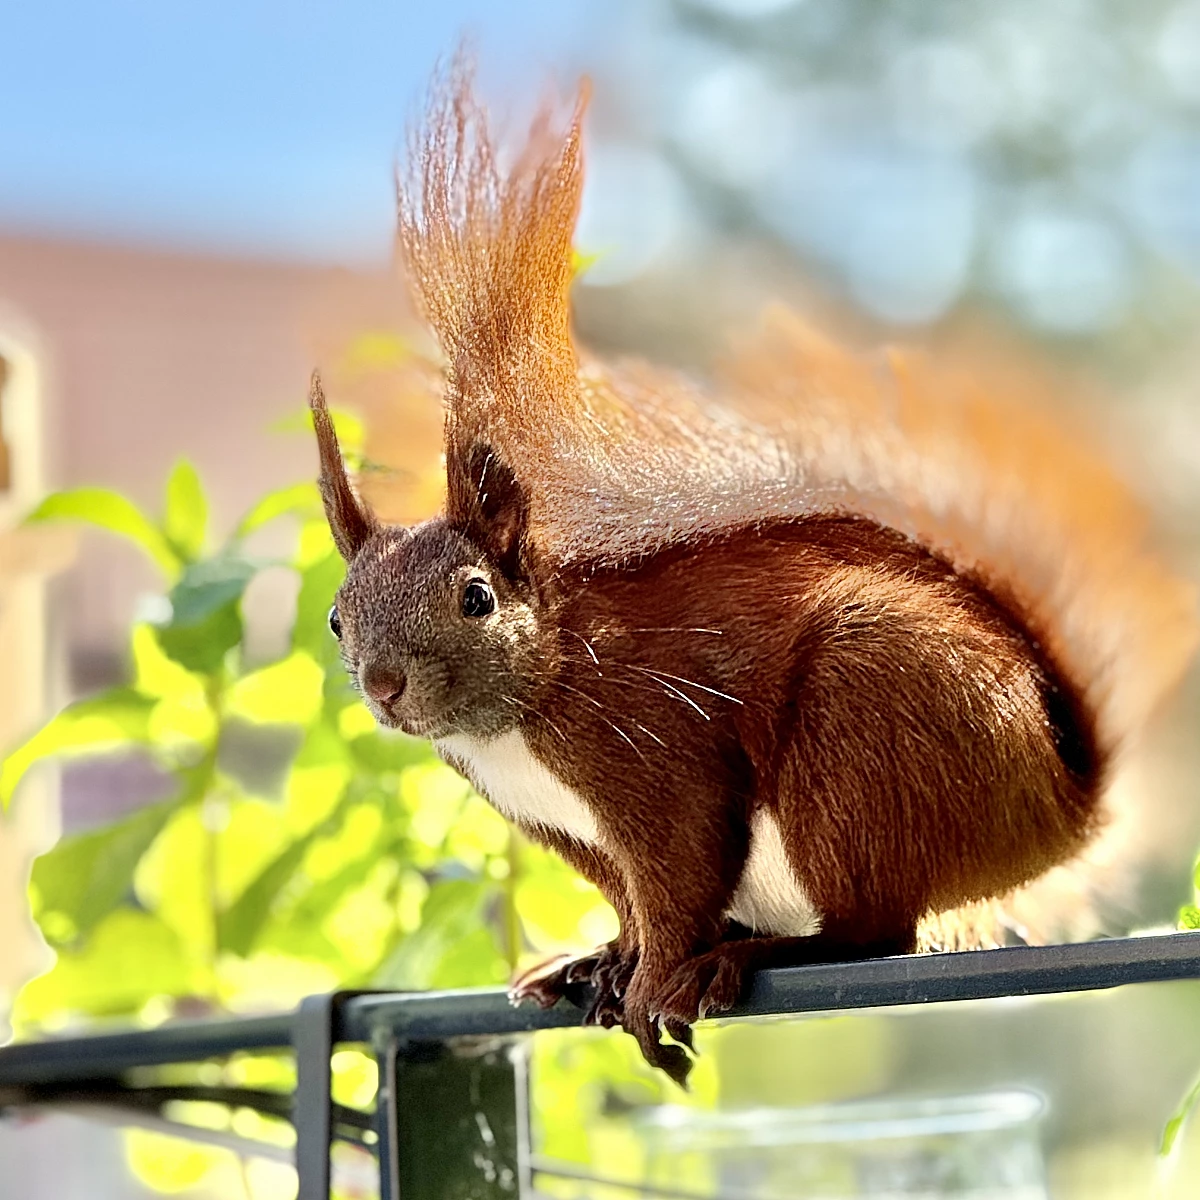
[0,233,411,687]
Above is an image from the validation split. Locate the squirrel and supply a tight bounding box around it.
[308,57,1198,1084]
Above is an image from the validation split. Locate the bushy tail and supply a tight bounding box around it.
[717,309,1198,942]
[721,307,1196,762]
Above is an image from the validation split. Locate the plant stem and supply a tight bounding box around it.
[199,672,227,1008]
[503,826,525,973]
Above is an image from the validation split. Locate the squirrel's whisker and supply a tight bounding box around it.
[546,677,660,755]
[602,717,649,765]
[614,628,725,636]
[629,718,667,748]
[564,629,601,669]
[628,666,744,707]
[551,679,608,710]
[502,694,569,743]
[626,669,711,721]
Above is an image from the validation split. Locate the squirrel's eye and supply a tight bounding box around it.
[328,605,342,639]
[462,578,495,619]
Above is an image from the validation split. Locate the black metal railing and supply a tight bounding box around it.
[2,932,1199,1199]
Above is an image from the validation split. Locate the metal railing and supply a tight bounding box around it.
[2,932,1199,1198]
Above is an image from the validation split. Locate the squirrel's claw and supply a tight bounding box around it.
[656,943,760,1026]
[509,940,633,1014]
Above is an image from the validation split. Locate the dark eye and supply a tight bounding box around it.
[462,578,495,619]
[328,605,342,639]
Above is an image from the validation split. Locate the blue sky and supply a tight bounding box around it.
[0,2,599,263]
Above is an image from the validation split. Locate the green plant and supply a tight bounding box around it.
[3,418,615,1033]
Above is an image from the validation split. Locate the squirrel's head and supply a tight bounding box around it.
[309,375,548,741]
[307,59,593,739]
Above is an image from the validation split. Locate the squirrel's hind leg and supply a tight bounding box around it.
[509,938,636,1027]
[507,829,639,1024]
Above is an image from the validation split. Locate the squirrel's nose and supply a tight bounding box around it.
[361,664,406,708]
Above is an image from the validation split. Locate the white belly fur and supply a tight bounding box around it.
[435,732,820,938]
[726,809,822,938]
[434,729,600,843]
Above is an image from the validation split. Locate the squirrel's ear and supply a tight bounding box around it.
[308,372,378,561]
[454,442,529,581]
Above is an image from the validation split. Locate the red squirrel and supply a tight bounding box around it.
[309,59,1198,1083]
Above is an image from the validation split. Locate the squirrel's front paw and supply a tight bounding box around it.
[583,942,637,1028]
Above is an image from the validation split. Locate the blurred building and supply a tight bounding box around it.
[0,233,413,689]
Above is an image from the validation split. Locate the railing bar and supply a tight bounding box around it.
[373,1036,400,1200]
[0,1013,293,1084]
[3,934,1199,1087]
[339,932,1200,1043]
[294,993,337,1200]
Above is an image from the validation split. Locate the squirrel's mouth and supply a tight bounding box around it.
[367,700,454,741]
[395,714,453,740]
[373,700,510,743]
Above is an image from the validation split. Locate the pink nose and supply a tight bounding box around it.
[362,665,406,707]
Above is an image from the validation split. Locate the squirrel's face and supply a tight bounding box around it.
[310,374,541,742]
[331,521,545,741]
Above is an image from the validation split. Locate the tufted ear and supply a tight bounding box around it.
[451,442,530,582]
[308,372,378,561]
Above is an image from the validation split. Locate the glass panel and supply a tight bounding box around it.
[530,977,1200,1199]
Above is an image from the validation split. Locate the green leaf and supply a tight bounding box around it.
[516,843,615,954]
[126,1129,223,1195]
[15,909,198,1022]
[341,331,409,377]
[227,651,325,726]
[284,836,396,931]
[271,407,364,453]
[294,719,353,770]
[349,730,431,774]
[0,688,158,807]
[26,488,181,579]
[217,787,363,957]
[30,799,176,946]
[571,246,604,279]
[1179,906,1200,931]
[168,557,257,625]
[131,625,206,702]
[217,836,315,957]
[155,557,256,673]
[1162,1072,1200,1156]
[234,482,322,540]
[162,459,208,562]
[374,878,493,989]
[430,924,508,989]
[292,547,346,666]
[156,609,242,676]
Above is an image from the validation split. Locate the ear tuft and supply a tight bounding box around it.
[452,442,529,581]
[397,49,587,387]
[309,372,378,561]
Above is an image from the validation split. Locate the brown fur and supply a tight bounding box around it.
[309,55,1198,1084]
